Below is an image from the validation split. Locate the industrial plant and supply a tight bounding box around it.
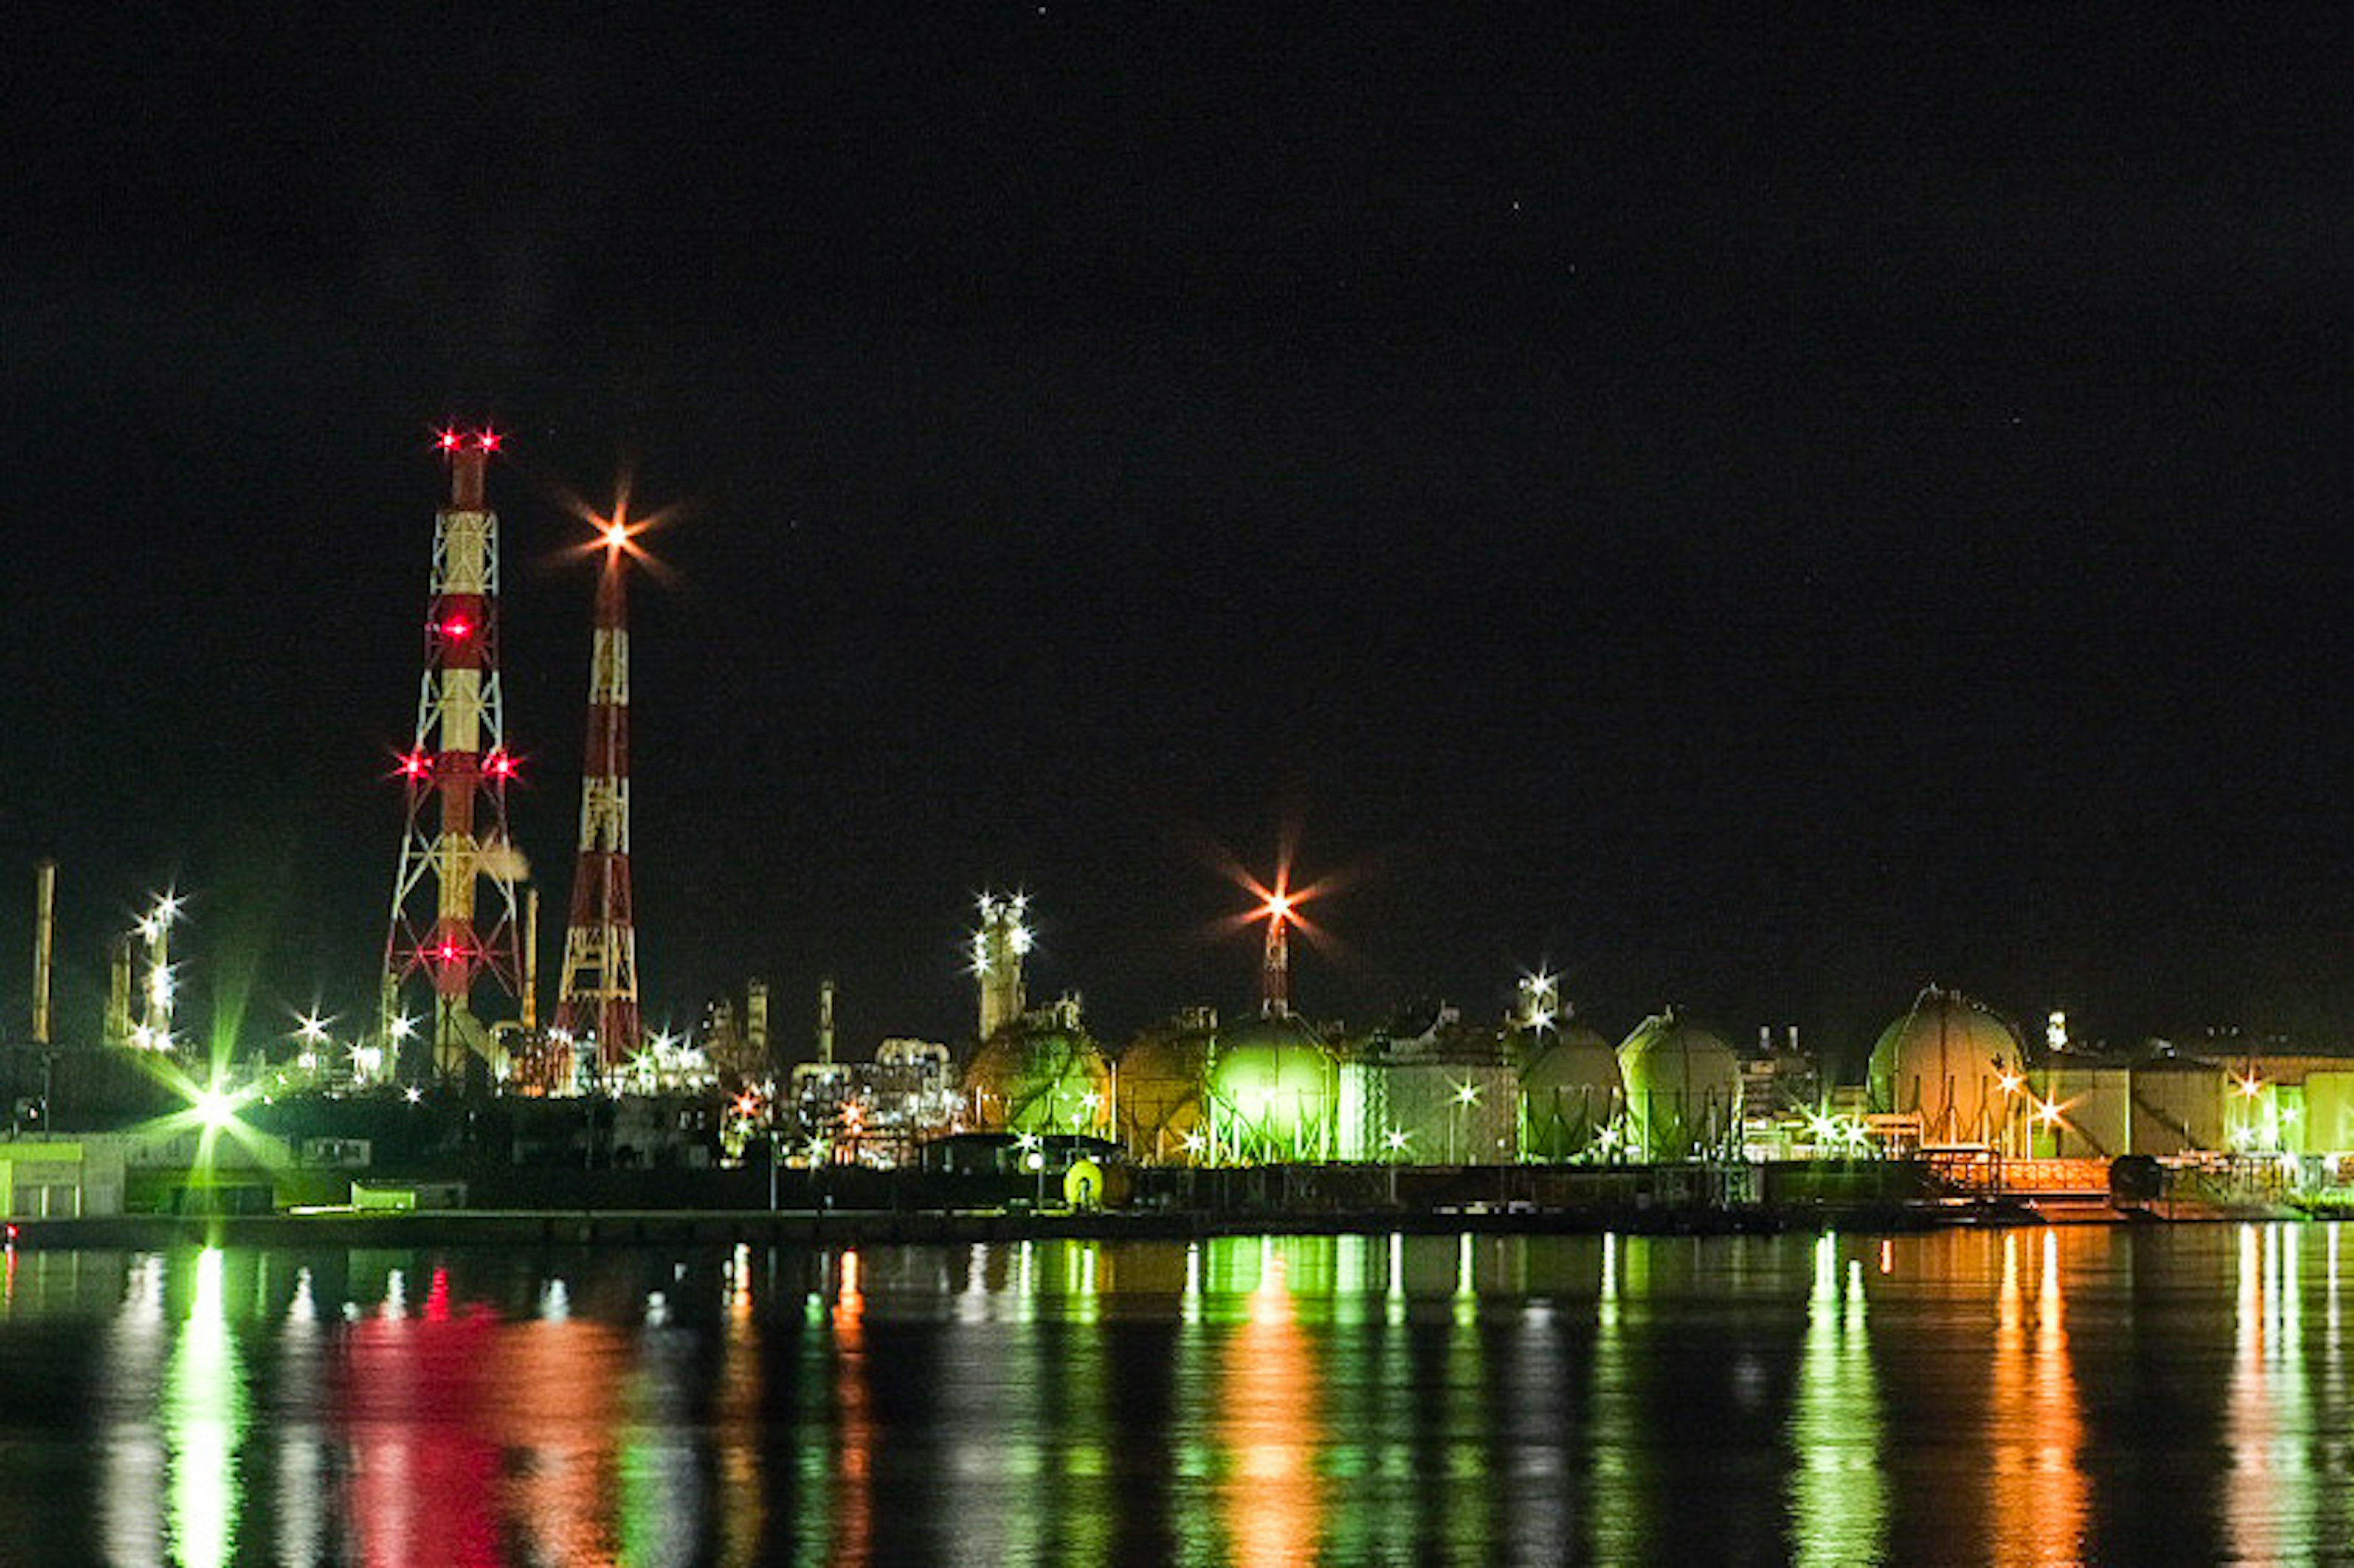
[3,437,2350,1228]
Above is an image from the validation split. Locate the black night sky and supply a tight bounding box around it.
[3,7,2351,1070]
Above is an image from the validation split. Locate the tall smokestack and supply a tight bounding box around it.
[747,980,770,1068]
[522,887,541,1032]
[554,516,643,1069]
[818,978,836,1067]
[104,934,132,1050]
[32,859,55,1045]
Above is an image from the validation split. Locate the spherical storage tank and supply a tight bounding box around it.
[1617,1010,1740,1160]
[1205,1014,1338,1163]
[962,1019,1113,1136]
[1118,1028,1214,1162]
[1867,985,2024,1148]
[1519,1022,1625,1161]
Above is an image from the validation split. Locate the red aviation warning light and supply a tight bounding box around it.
[477,429,502,454]
[1210,837,1355,1021]
[436,428,462,453]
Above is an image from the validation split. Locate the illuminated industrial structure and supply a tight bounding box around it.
[1618,1010,1743,1160]
[1117,1007,1219,1160]
[129,890,183,1052]
[1867,985,2027,1152]
[554,497,646,1073]
[382,430,526,1078]
[790,979,852,1109]
[31,859,54,1046]
[972,893,1030,1042]
[965,993,1113,1136]
[1201,872,1338,1162]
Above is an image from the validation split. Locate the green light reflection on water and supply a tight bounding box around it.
[1786,1232,1886,1568]
[2227,1223,2318,1563]
[1588,1232,1640,1561]
[164,1248,245,1568]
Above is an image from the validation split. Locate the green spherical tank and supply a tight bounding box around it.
[1617,1010,1740,1160]
[1519,1022,1625,1161]
[1868,986,2025,1148]
[1205,1014,1338,1163]
[962,1021,1113,1137]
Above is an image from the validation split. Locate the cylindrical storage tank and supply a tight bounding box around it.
[1617,1010,1740,1161]
[961,1024,1113,1137]
[2304,1072,2354,1156]
[1519,1022,1625,1162]
[1867,986,2026,1149]
[1206,1015,1338,1163]
[1118,1030,1214,1163]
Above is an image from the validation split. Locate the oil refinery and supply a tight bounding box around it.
[4,436,2353,1231]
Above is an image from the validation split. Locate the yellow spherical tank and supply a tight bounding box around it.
[1868,986,2025,1149]
[1118,1027,1214,1163]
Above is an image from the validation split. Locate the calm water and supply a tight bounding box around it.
[0,1225,2347,1566]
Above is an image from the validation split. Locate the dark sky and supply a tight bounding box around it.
[4,7,2352,1068]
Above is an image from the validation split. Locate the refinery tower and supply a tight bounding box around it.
[383,430,527,1078]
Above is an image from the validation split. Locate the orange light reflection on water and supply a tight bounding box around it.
[1989,1230,2086,1566]
[717,1243,765,1568]
[489,1307,625,1566]
[1221,1250,1323,1568]
[832,1249,874,1567]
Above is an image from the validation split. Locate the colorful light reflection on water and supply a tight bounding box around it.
[5,1227,2354,1562]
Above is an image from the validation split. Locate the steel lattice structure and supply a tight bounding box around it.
[383,432,525,1076]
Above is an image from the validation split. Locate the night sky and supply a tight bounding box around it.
[4,8,2351,1070]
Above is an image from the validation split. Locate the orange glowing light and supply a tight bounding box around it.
[1197,839,1368,977]
[2238,1075,2263,1099]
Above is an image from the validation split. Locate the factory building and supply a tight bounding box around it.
[1335,1007,1517,1164]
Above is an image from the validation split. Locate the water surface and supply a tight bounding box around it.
[0,1225,2345,1565]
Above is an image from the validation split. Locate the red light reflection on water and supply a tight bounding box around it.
[337,1271,501,1568]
